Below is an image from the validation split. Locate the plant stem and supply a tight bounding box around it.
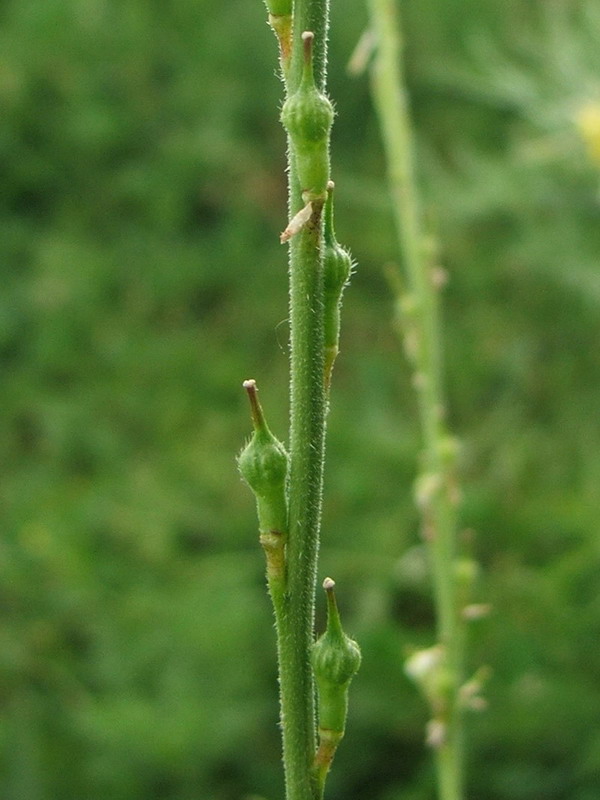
[367,0,464,798]
[251,0,349,795]
[280,2,331,800]
[279,218,326,800]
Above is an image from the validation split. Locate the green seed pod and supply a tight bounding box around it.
[238,380,288,534]
[312,578,361,734]
[322,182,352,384]
[323,182,352,373]
[323,183,352,298]
[280,32,334,197]
[264,0,291,16]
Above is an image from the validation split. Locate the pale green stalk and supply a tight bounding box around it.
[367,0,465,798]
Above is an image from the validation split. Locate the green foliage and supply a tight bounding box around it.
[2,0,600,798]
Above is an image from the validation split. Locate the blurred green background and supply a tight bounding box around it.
[2,0,600,798]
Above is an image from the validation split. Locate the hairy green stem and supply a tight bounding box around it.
[280,213,326,800]
[248,0,352,796]
[281,3,331,800]
[367,0,464,797]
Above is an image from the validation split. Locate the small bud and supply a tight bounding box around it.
[414,472,443,511]
[462,603,492,621]
[403,329,419,362]
[412,371,428,391]
[312,578,361,734]
[466,695,488,712]
[280,32,334,197]
[405,645,453,715]
[459,666,491,712]
[238,380,288,534]
[431,266,448,290]
[425,718,446,749]
[405,645,444,684]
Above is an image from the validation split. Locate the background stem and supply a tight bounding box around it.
[367,0,464,797]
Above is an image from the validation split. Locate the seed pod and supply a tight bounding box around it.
[323,184,352,297]
[322,182,353,382]
[280,32,334,198]
[312,578,361,735]
[264,0,291,16]
[238,380,288,535]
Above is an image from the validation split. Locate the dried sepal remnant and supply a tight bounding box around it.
[280,200,314,243]
[263,0,292,75]
[259,527,286,584]
[269,13,292,74]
